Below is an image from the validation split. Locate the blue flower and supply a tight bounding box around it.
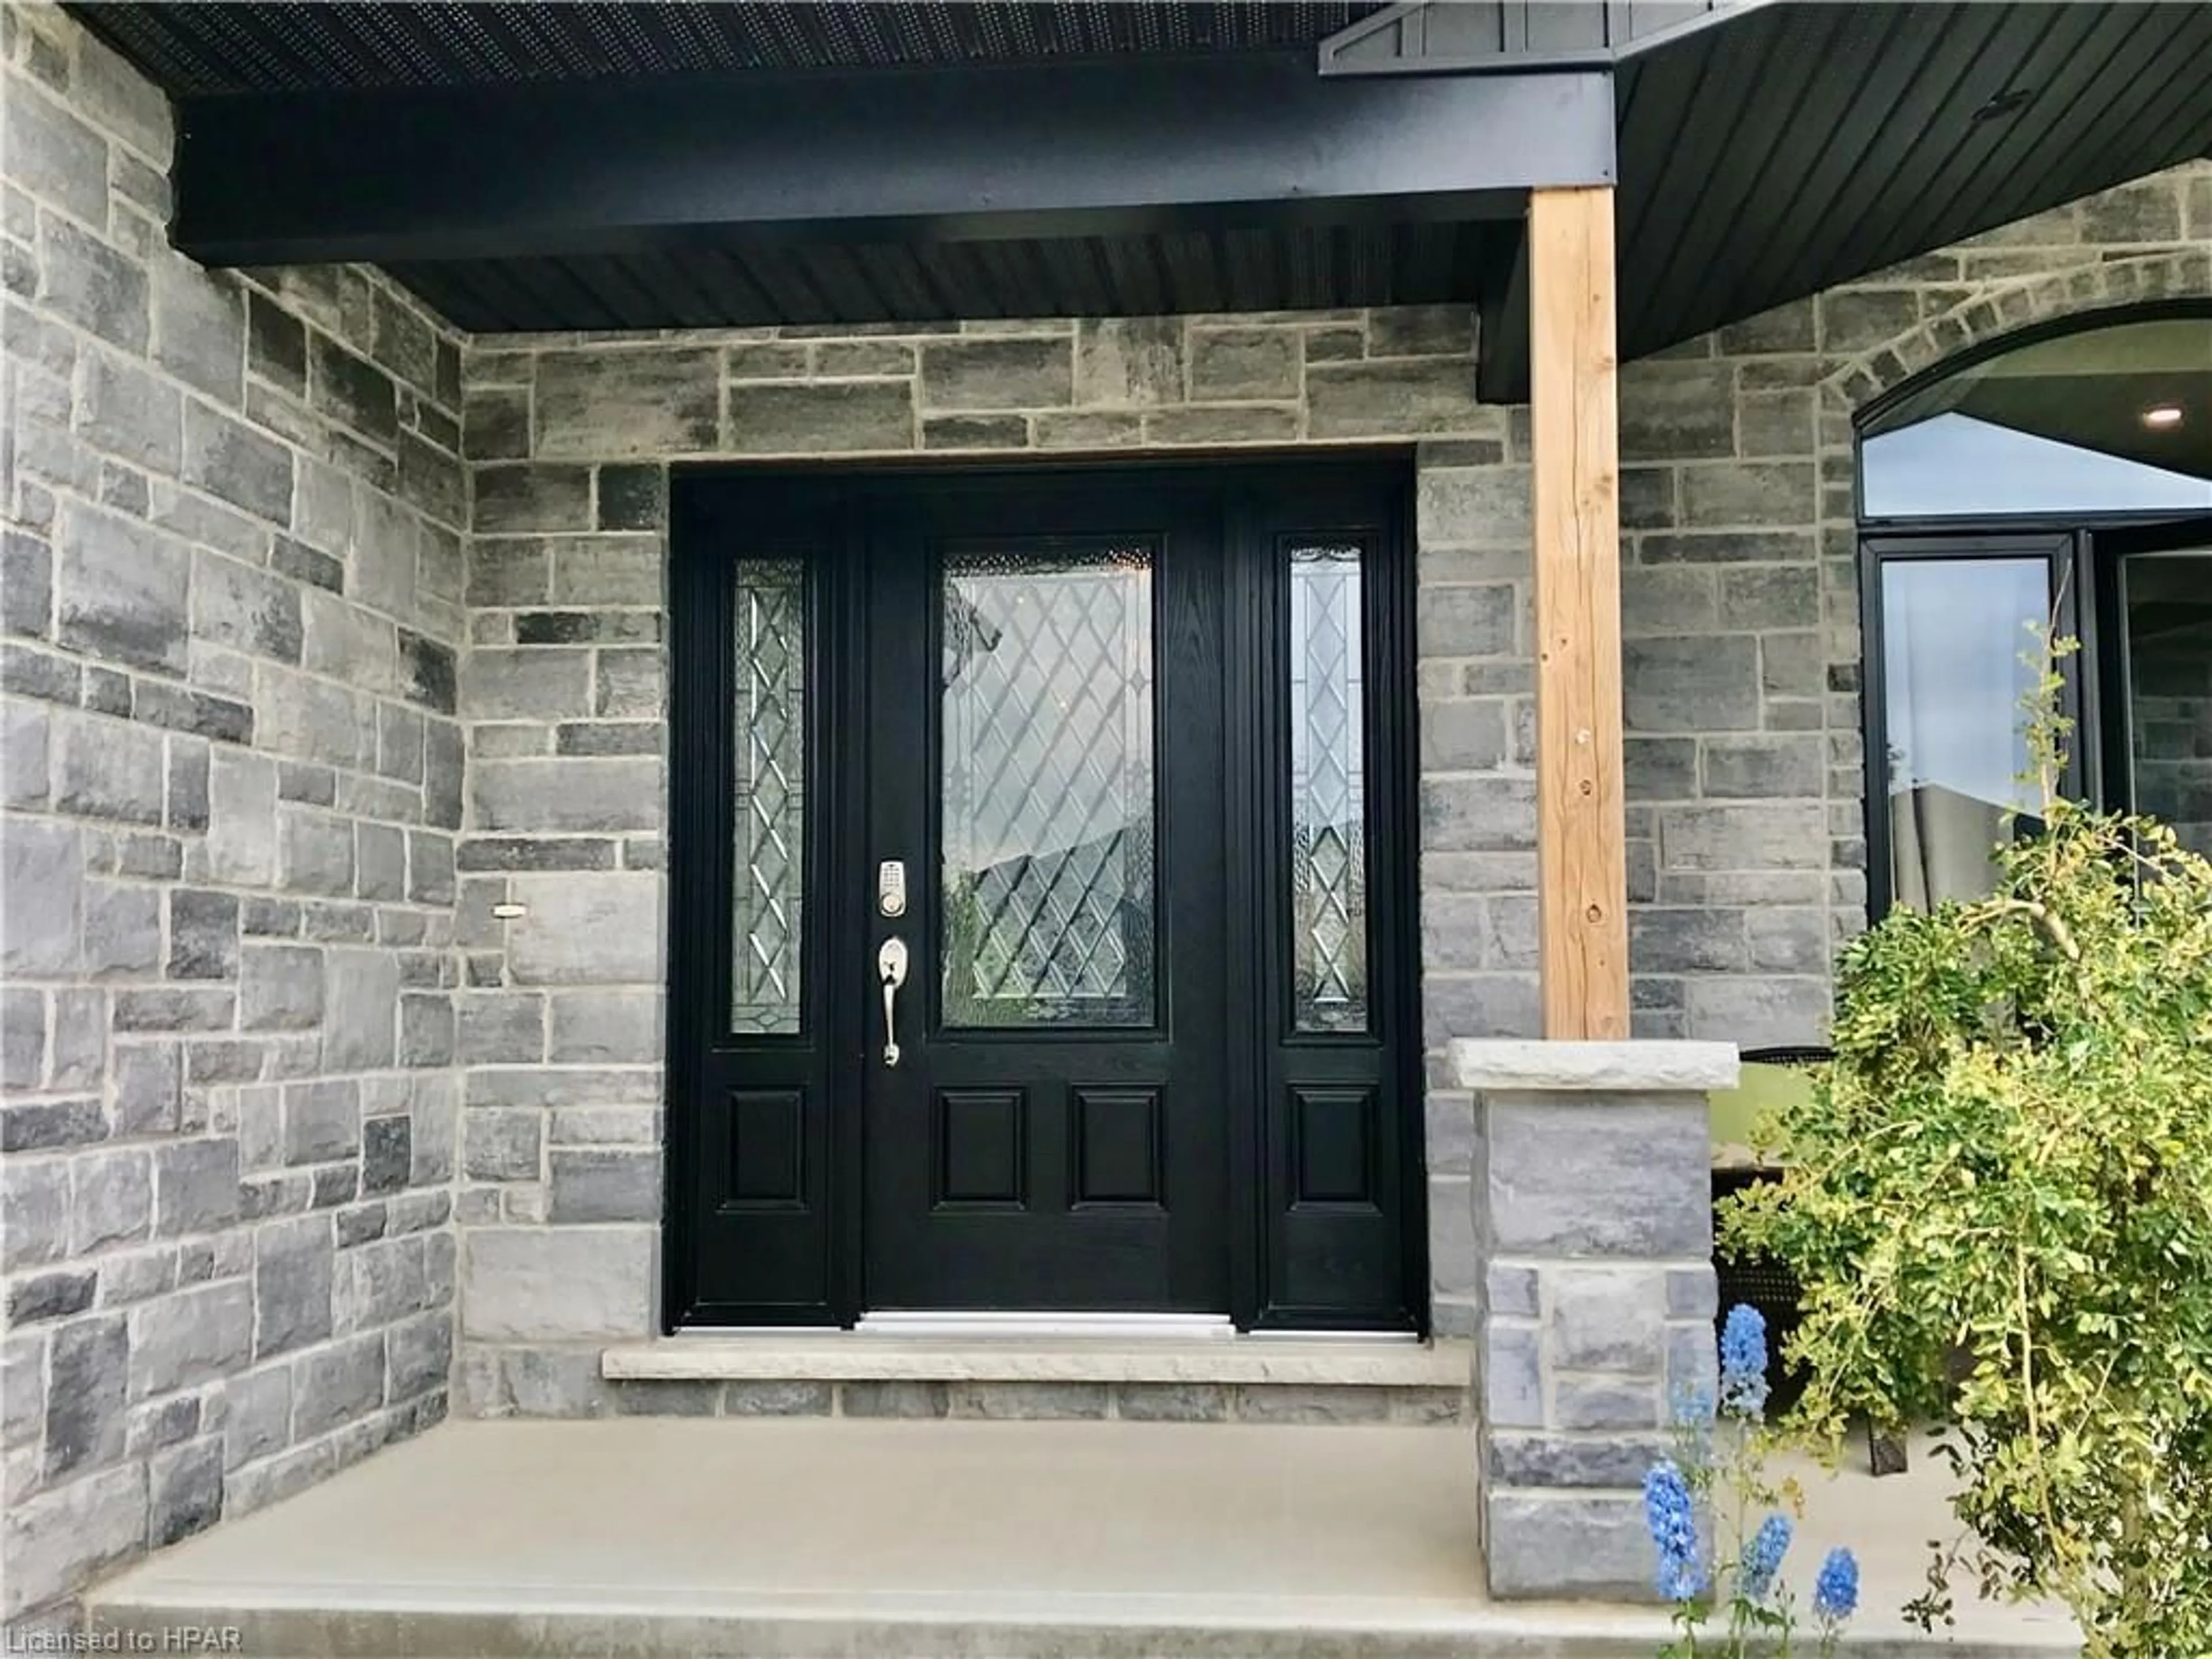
[1813,1547,1860,1622]
[1643,1460,1707,1603]
[1718,1303,1771,1418]
[1670,1384,1716,1427]
[1738,1514,1793,1603]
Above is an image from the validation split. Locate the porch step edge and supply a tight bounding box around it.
[601,1335,1471,1387]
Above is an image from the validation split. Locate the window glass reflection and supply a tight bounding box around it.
[1881,558,2049,908]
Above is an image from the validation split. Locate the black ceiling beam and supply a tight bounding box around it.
[171,54,1613,267]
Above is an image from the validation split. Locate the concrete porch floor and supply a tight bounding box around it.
[88,1419,2079,1658]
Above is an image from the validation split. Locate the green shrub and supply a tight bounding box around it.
[1722,652,2212,1658]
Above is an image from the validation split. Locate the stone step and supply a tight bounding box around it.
[590,1333,1472,1424]
[84,1419,2078,1659]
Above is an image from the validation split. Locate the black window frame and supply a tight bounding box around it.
[1854,300,2212,922]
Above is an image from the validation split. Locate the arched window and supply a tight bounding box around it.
[1857,303,2212,914]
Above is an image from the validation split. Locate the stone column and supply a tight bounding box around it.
[1451,1039,1737,1600]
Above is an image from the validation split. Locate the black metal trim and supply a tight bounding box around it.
[170,54,1609,267]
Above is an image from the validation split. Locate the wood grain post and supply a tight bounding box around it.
[1528,186,1630,1041]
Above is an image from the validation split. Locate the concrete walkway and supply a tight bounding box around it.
[88,1419,2080,1657]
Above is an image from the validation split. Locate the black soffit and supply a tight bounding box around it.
[71,2,2212,395]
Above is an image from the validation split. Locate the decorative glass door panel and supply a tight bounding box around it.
[1287,543,1368,1033]
[940,546,1157,1029]
[731,559,805,1035]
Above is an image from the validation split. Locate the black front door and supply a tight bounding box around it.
[666,460,1421,1331]
[862,480,1230,1312]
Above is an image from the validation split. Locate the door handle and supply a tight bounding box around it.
[877,937,910,1068]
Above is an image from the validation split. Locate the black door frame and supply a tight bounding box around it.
[663,454,1426,1334]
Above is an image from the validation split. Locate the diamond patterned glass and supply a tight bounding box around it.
[731,559,805,1035]
[1289,544,1368,1033]
[940,546,1156,1028]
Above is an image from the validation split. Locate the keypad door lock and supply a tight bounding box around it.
[877,859,907,918]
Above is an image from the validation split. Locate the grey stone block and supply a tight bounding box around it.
[110,1042,180,1135]
[255,1216,335,1361]
[1115,1384,1232,1422]
[148,1436,224,1548]
[3,1331,47,1452]
[1554,1374,1663,1430]
[1480,1324,1544,1429]
[1485,1491,1654,1601]
[1419,776,1536,853]
[461,1227,654,1342]
[41,218,149,354]
[1,1459,147,1623]
[503,872,660,984]
[279,807,355,897]
[7,1268,98,1325]
[718,1381,833,1416]
[1,1156,68,1271]
[548,537,662,607]
[204,749,279,887]
[192,550,303,664]
[1624,637,1760,733]
[6,77,108,226]
[463,648,592,720]
[535,348,718,459]
[1660,802,1828,872]
[840,1381,950,1419]
[1484,1262,1539,1319]
[357,821,407,902]
[946,1382,1112,1420]
[474,465,593,534]
[548,1148,659,1222]
[921,337,1071,411]
[222,1366,291,1471]
[57,502,188,673]
[286,1080,361,1165]
[1486,1099,1710,1257]
[471,758,662,834]
[1307,361,1482,437]
[47,1313,128,1479]
[1234,1385,1393,1425]
[1075,317,1184,406]
[1145,405,1299,445]
[293,1332,386,1439]
[153,1138,240,1237]
[1548,1274,1663,1380]
[130,1281,252,1401]
[51,990,104,1090]
[241,944,324,1030]
[1,988,42,1092]
[362,1113,412,1193]
[1620,360,1735,460]
[457,993,545,1064]
[2,698,50,809]
[322,949,399,1070]
[548,990,660,1063]
[399,994,453,1069]
[70,1149,151,1256]
[608,1380,721,1417]
[1187,328,1298,401]
[1679,462,1815,528]
[1488,1432,1670,1489]
[1418,585,1517,658]
[725,380,915,453]
[56,714,164,825]
[596,465,665,532]
[166,889,239,980]
[1701,734,1824,799]
[922,412,1027,448]
[1683,975,1829,1048]
[1,819,82,978]
[310,334,398,444]
[387,1312,452,1402]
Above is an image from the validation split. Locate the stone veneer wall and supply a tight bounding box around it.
[448,160,2212,1397]
[451,306,1540,1404]
[1620,158,2211,1045]
[1,5,465,1624]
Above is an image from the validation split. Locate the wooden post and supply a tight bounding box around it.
[1528,186,1630,1041]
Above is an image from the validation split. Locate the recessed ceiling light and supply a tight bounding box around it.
[2142,404,2185,430]
[1972,87,2036,124]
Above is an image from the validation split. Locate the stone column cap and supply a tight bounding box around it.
[1450,1039,1739,1093]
